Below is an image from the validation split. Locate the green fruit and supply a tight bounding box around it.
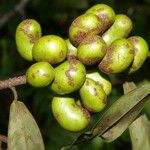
[16,19,42,61]
[52,96,90,132]
[65,39,77,59]
[26,62,54,87]
[86,4,115,32]
[50,59,86,94]
[86,70,112,95]
[32,35,67,65]
[69,13,103,47]
[99,39,134,74]
[77,35,107,65]
[79,78,107,112]
[128,36,149,74]
[102,14,133,45]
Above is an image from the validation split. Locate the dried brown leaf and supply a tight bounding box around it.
[8,100,45,150]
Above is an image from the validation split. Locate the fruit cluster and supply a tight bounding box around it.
[15,4,149,132]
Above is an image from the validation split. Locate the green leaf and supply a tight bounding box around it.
[123,82,137,94]
[61,83,150,149]
[93,83,150,142]
[100,82,146,142]
[129,114,150,150]
[8,100,45,150]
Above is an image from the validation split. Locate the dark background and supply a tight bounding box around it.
[0,0,150,149]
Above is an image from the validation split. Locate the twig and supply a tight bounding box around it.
[0,0,30,29]
[9,87,18,100]
[0,135,7,143]
[0,75,26,90]
[0,134,7,149]
[127,5,150,16]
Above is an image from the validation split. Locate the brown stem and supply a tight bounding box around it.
[0,75,26,90]
[0,0,31,28]
[0,134,7,149]
[0,134,7,145]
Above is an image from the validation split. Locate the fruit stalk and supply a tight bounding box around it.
[0,75,26,90]
[0,134,7,143]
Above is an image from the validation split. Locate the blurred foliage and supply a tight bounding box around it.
[0,0,150,150]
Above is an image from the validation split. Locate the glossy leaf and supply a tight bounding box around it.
[92,83,150,139]
[8,100,45,150]
[100,82,147,142]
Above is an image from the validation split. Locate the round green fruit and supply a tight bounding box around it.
[77,35,107,65]
[99,38,134,74]
[86,4,115,32]
[69,13,103,47]
[16,19,42,61]
[50,59,86,94]
[52,96,90,132]
[32,35,67,65]
[128,36,149,74]
[86,70,112,95]
[102,14,133,45]
[26,62,54,87]
[65,39,77,59]
[79,78,107,113]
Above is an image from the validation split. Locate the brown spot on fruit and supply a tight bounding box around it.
[67,55,77,60]
[71,16,81,27]
[93,87,97,96]
[103,96,107,105]
[65,59,78,86]
[102,45,108,53]
[97,8,105,14]
[98,46,114,73]
[72,26,102,46]
[80,35,95,45]
[97,8,110,32]
[59,50,64,58]
[73,30,87,46]
[19,28,39,43]
[81,35,103,44]
[134,48,138,55]
[43,73,50,77]
[72,103,90,121]
[22,19,32,25]
[79,57,100,65]
[129,37,139,55]
[81,107,91,121]
[129,37,139,44]
[65,70,74,86]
